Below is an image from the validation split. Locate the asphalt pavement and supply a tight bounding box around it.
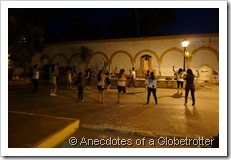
[8,82,219,148]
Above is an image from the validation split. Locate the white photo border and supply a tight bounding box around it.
[1,0,227,157]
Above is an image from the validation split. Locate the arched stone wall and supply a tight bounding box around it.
[50,53,68,66]
[69,53,86,73]
[88,51,109,71]
[190,47,218,71]
[191,46,219,62]
[160,47,183,76]
[133,49,160,76]
[133,49,159,64]
[110,50,133,75]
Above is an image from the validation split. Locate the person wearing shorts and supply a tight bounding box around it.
[49,66,58,96]
[173,66,184,94]
[117,69,126,103]
[97,70,106,104]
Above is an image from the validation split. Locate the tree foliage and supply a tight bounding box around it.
[62,8,176,41]
[8,9,56,69]
[107,8,176,38]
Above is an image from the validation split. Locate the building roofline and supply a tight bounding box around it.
[45,33,219,46]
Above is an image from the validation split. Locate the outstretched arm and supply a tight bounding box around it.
[173,66,176,72]
[195,70,200,78]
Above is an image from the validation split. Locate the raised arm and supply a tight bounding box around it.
[173,66,176,72]
[195,70,200,78]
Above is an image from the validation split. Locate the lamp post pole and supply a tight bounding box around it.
[182,39,189,71]
[183,47,186,71]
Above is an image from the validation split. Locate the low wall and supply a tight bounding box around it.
[82,78,184,88]
[9,78,218,88]
[8,79,31,87]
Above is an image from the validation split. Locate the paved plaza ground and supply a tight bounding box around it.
[7,82,219,148]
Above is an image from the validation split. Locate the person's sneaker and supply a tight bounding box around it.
[50,93,54,96]
[53,94,57,96]
[146,102,149,104]
[192,103,195,106]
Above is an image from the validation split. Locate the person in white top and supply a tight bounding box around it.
[97,70,106,104]
[145,72,159,105]
[173,66,184,94]
[128,67,137,88]
[32,64,39,93]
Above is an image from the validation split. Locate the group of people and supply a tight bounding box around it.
[173,66,199,106]
[31,64,199,106]
[96,67,159,104]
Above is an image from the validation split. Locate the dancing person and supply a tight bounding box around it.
[49,66,58,96]
[173,66,184,94]
[145,71,159,105]
[76,72,84,102]
[97,70,106,104]
[182,69,199,106]
[128,67,137,88]
[66,68,73,88]
[86,68,93,89]
[32,64,40,93]
[144,70,150,92]
[117,69,127,104]
[105,71,112,90]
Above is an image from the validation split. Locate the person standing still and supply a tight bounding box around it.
[76,72,84,102]
[182,69,199,106]
[145,72,158,105]
[32,64,39,93]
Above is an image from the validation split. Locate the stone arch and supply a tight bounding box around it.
[40,54,50,66]
[133,49,160,64]
[109,50,133,65]
[50,53,68,65]
[160,47,183,63]
[88,51,109,65]
[69,53,80,63]
[69,53,86,72]
[191,46,219,62]
[40,54,50,62]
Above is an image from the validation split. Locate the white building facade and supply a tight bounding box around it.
[33,33,219,81]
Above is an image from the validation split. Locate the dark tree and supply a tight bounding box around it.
[108,8,176,38]
[8,8,57,76]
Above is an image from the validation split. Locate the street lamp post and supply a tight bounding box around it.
[182,39,189,71]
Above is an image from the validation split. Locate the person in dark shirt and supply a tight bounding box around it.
[86,68,93,89]
[76,72,84,102]
[182,69,199,106]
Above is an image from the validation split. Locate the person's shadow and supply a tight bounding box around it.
[184,104,201,119]
[172,92,183,98]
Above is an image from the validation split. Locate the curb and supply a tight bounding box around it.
[80,124,189,139]
[32,120,80,148]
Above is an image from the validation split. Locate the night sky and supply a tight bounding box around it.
[163,8,219,35]
[47,8,219,38]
